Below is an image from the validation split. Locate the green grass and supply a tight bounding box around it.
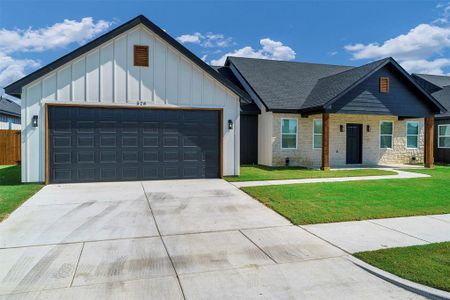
[225,165,396,182]
[242,166,450,225]
[0,165,43,221]
[355,242,450,292]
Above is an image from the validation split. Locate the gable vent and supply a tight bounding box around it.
[380,77,389,93]
[134,45,149,67]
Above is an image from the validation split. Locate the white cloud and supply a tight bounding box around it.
[176,32,233,48]
[0,17,111,53]
[344,4,450,75]
[0,17,111,87]
[0,52,40,87]
[400,58,450,75]
[210,38,296,66]
[345,24,450,61]
[176,33,203,44]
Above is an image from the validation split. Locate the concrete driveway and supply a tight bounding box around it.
[0,179,423,299]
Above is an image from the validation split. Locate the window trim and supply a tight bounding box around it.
[281,118,298,150]
[438,124,450,149]
[380,121,394,149]
[313,119,322,149]
[406,121,419,149]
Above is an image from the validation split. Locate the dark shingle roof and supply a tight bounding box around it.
[212,66,260,114]
[227,56,445,114]
[412,74,450,118]
[432,86,450,118]
[414,74,450,88]
[302,58,390,110]
[0,96,20,117]
[226,57,353,111]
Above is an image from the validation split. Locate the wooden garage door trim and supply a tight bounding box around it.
[44,103,223,184]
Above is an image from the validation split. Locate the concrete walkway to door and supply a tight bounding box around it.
[0,179,425,299]
[231,168,429,188]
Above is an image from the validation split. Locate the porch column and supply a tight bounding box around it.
[424,116,434,168]
[321,113,330,171]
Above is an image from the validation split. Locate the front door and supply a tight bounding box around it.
[346,124,363,164]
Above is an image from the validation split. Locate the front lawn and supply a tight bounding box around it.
[225,165,396,182]
[355,242,450,292]
[242,166,450,224]
[0,165,43,221]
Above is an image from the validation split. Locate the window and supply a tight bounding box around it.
[380,77,389,93]
[281,119,297,149]
[313,119,322,149]
[438,124,450,148]
[134,45,149,67]
[380,121,393,149]
[406,121,419,149]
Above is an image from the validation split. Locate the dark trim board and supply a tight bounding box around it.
[45,103,224,184]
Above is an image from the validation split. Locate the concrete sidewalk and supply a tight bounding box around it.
[231,169,429,188]
[302,214,450,253]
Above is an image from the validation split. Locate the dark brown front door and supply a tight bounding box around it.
[346,124,363,164]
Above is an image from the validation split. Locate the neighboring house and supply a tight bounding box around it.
[0,95,20,130]
[216,57,445,169]
[4,15,248,184]
[412,74,450,164]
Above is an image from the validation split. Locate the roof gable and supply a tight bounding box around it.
[330,63,440,117]
[302,58,389,111]
[4,15,246,101]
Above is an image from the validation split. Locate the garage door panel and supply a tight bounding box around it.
[48,106,220,183]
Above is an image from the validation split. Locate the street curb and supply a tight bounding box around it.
[347,256,450,300]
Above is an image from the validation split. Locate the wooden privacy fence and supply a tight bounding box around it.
[0,130,21,165]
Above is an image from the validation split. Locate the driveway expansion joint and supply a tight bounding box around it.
[140,182,187,300]
[366,219,432,244]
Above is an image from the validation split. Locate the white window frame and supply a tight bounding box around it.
[406,121,419,149]
[438,124,450,149]
[281,118,298,150]
[313,119,322,149]
[380,121,394,149]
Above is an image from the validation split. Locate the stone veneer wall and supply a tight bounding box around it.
[271,113,424,168]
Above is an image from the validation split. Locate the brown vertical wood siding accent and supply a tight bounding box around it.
[133,45,149,67]
[321,113,330,170]
[425,116,434,168]
[0,130,21,165]
[380,77,389,93]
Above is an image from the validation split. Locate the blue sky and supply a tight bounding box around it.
[0,0,450,88]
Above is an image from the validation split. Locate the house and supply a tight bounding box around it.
[0,95,20,130]
[412,74,450,164]
[4,15,446,185]
[4,15,249,184]
[216,57,445,169]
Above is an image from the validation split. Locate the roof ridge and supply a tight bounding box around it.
[316,57,390,82]
[227,56,355,68]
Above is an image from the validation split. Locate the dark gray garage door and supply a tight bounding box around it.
[48,106,221,183]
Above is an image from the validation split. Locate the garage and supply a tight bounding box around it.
[5,15,242,183]
[48,105,221,183]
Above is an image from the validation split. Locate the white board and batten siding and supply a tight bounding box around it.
[21,25,240,182]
